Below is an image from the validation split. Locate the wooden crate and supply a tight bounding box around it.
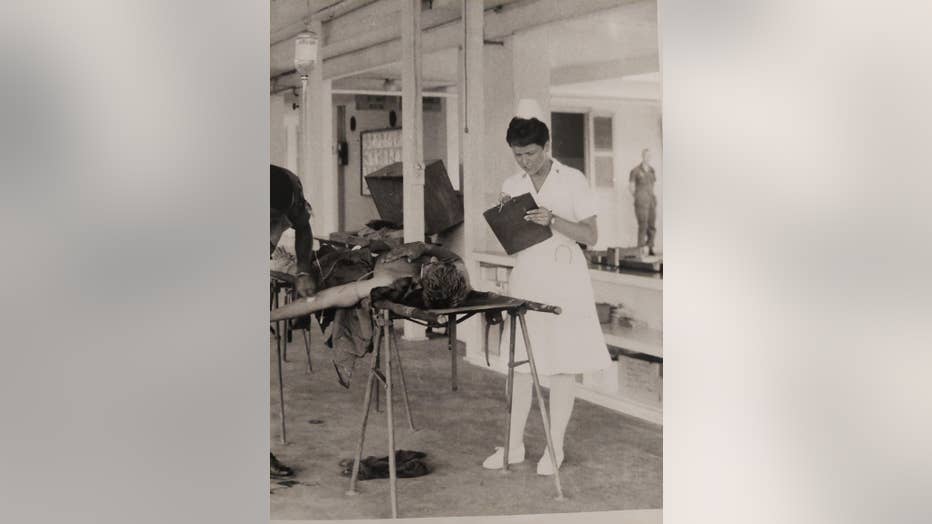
[616,352,662,408]
[365,159,464,235]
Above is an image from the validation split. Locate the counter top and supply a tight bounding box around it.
[601,323,663,358]
[472,250,662,291]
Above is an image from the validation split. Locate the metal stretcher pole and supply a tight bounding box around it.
[448,314,458,391]
[502,311,517,473]
[302,329,312,374]
[273,288,287,444]
[373,320,382,412]
[346,338,378,496]
[372,300,447,324]
[518,310,564,500]
[282,290,289,362]
[389,324,415,431]
[374,336,382,413]
[384,311,399,518]
[522,300,562,315]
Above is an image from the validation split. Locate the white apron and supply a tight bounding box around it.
[499,161,612,376]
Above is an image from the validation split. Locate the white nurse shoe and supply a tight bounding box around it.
[482,445,525,469]
[536,448,565,475]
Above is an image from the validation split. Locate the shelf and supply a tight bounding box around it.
[473,251,663,291]
[472,250,516,267]
[463,353,662,425]
[589,265,662,290]
[601,323,663,358]
[574,386,662,426]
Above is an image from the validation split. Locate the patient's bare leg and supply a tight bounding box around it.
[270,276,392,322]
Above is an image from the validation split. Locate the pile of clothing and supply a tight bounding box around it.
[355,220,405,248]
[311,243,442,388]
[339,450,431,480]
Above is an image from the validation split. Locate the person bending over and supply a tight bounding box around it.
[269,164,317,478]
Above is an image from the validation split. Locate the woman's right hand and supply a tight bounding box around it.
[498,193,512,207]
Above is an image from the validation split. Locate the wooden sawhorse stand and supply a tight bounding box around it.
[345,293,565,518]
[270,271,313,444]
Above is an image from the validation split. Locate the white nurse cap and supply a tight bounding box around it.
[515,98,544,121]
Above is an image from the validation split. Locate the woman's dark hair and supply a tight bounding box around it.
[505,117,550,147]
[421,263,469,309]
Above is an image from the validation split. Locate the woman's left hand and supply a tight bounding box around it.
[524,207,553,226]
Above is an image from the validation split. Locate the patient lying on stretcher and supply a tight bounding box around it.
[270,241,470,322]
[270,241,470,387]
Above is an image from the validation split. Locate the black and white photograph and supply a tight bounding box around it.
[268,0,663,519]
[10,2,932,524]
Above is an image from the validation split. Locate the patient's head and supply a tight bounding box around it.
[420,260,469,309]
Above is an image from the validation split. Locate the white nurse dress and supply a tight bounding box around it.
[499,159,612,376]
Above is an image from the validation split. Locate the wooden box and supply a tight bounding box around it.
[616,352,663,408]
[364,160,464,235]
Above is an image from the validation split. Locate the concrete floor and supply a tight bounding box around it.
[270,325,662,520]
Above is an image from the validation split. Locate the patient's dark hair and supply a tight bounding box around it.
[506,117,550,147]
[421,263,469,309]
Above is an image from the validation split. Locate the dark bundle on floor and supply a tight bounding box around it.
[339,450,431,480]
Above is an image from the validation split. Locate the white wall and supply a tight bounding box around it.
[480,41,518,253]
[270,92,299,173]
[552,96,663,253]
[270,94,286,168]
[338,95,451,233]
[339,95,385,232]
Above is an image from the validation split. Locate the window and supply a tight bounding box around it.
[550,112,587,173]
[592,115,614,188]
[551,112,615,188]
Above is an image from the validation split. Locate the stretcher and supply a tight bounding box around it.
[345,291,566,518]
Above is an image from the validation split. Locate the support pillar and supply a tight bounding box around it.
[458,0,487,360]
[307,20,338,237]
[402,0,426,341]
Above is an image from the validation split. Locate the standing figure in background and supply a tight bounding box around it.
[628,148,657,255]
[269,164,317,478]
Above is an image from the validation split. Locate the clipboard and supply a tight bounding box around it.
[483,193,553,255]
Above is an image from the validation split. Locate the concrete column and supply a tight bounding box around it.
[284,111,298,173]
[481,40,514,252]
[270,94,286,168]
[307,20,338,237]
[444,95,460,191]
[401,0,425,244]
[461,0,485,264]
[459,0,487,361]
[402,0,426,341]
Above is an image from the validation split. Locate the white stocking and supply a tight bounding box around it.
[508,373,533,450]
[546,373,576,454]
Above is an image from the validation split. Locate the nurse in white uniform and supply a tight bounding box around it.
[483,106,612,475]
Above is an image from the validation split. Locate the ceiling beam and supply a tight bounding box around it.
[320,0,636,80]
[323,6,459,61]
[270,0,381,46]
[551,55,659,86]
[270,2,469,80]
[271,0,646,92]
